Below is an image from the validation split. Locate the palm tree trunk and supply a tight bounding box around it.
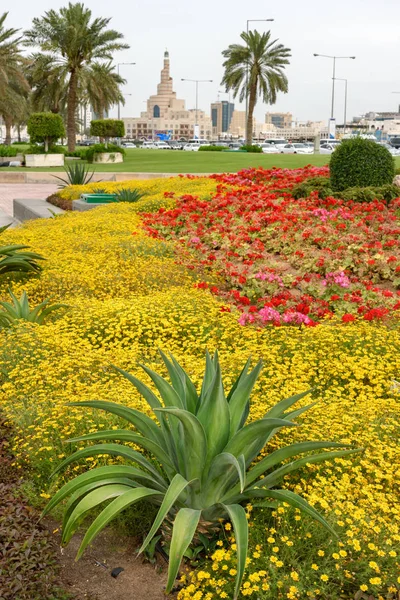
[4,116,12,145]
[17,125,21,143]
[99,106,105,143]
[246,81,257,146]
[67,68,78,152]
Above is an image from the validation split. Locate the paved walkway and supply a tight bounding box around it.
[0,184,58,217]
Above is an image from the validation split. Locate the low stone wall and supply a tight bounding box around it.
[0,172,217,183]
[25,154,65,168]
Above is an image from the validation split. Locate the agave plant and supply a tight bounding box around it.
[115,188,146,203]
[44,352,359,599]
[0,225,44,276]
[0,290,67,327]
[53,162,95,188]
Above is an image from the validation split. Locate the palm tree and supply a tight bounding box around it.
[27,53,68,114]
[83,61,126,120]
[0,13,30,144]
[221,30,291,145]
[24,2,129,151]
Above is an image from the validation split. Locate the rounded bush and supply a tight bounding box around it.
[330,138,395,191]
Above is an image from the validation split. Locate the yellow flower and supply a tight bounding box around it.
[320,575,329,582]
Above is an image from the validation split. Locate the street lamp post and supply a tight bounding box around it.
[335,78,348,132]
[245,19,274,143]
[313,54,355,120]
[181,78,213,138]
[117,62,135,119]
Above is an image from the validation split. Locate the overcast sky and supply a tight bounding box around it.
[9,0,400,124]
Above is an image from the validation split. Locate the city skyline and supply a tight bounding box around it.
[9,0,400,124]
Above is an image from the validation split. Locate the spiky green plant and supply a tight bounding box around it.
[53,161,95,188]
[0,289,67,327]
[44,352,359,598]
[0,224,44,275]
[115,188,146,203]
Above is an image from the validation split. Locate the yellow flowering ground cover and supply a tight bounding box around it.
[0,202,400,599]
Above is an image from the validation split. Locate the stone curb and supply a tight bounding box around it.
[13,199,65,223]
[0,172,218,184]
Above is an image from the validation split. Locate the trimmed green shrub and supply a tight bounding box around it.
[240,144,262,153]
[330,138,395,191]
[199,145,225,152]
[90,119,125,140]
[0,145,19,157]
[291,177,333,199]
[27,113,66,153]
[340,184,400,204]
[85,143,125,163]
[26,144,66,155]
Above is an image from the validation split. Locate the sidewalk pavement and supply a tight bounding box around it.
[0,184,58,218]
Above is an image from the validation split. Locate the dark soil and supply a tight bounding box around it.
[47,194,73,211]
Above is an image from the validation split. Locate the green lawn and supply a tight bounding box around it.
[1,149,332,173]
[4,148,400,174]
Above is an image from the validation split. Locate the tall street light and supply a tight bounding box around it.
[245,19,274,142]
[117,62,136,119]
[181,78,213,138]
[313,54,355,119]
[335,78,348,132]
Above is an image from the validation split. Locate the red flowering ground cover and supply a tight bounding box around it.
[143,166,400,326]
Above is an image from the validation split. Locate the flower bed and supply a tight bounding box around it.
[0,174,399,599]
[143,166,400,325]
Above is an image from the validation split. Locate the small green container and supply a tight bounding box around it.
[80,193,117,204]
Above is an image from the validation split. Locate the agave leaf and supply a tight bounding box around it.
[69,401,164,447]
[264,390,311,419]
[283,402,317,422]
[226,358,251,401]
[112,366,162,411]
[170,354,198,414]
[222,504,248,600]
[76,487,162,560]
[196,362,230,464]
[139,474,193,554]
[229,360,263,436]
[51,443,167,488]
[159,350,186,407]
[42,465,162,518]
[139,363,185,409]
[252,488,338,538]
[155,408,207,481]
[224,418,297,466]
[165,508,201,593]
[245,441,356,488]
[62,483,132,544]
[199,350,216,402]
[62,477,137,534]
[202,452,246,507]
[67,430,175,472]
[255,449,362,490]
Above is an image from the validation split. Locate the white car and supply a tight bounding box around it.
[259,144,280,154]
[153,141,171,150]
[281,143,314,155]
[141,141,158,149]
[122,142,137,148]
[377,142,400,156]
[183,139,209,151]
[262,139,289,151]
[320,143,337,155]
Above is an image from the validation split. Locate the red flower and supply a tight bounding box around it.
[342,313,356,323]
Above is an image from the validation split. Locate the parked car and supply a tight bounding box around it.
[259,144,280,154]
[262,139,289,151]
[167,141,184,150]
[390,137,400,149]
[122,142,137,148]
[183,139,210,151]
[281,143,314,155]
[228,143,242,151]
[78,140,96,146]
[153,141,171,150]
[141,141,158,149]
